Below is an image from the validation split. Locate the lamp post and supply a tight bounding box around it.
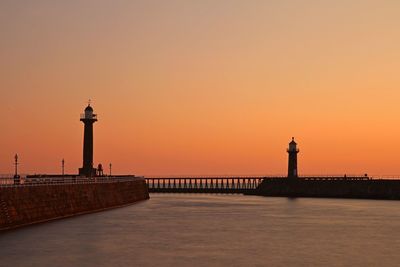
[14,154,20,185]
[14,154,18,176]
[62,159,65,176]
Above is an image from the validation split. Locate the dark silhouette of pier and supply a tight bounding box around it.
[145,176,369,194]
[145,177,264,194]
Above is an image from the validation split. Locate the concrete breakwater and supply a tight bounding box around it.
[253,179,400,200]
[0,178,149,230]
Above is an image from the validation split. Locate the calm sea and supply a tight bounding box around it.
[0,194,399,267]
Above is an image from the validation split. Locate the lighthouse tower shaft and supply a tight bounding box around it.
[287,138,299,179]
[79,105,98,177]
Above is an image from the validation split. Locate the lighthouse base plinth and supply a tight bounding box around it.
[79,167,97,177]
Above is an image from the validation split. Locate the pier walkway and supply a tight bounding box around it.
[145,176,371,194]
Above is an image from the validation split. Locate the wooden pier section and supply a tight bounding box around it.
[146,177,266,194]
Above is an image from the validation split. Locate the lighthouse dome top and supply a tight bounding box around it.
[80,102,97,121]
[85,105,93,112]
[288,137,299,153]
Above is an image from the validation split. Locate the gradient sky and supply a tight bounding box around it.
[1,0,400,176]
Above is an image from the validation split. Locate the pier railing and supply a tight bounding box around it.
[0,175,140,187]
[145,177,265,193]
[80,113,98,120]
[2,174,400,190]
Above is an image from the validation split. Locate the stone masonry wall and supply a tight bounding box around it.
[0,179,149,230]
[255,179,400,200]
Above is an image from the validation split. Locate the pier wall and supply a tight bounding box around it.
[254,179,400,200]
[0,179,149,230]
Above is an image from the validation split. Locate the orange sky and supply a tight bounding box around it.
[1,1,400,176]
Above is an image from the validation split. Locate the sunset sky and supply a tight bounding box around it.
[1,1,400,176]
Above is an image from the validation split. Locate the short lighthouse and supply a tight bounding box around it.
[79,103,98,177]
[287,137,299,179]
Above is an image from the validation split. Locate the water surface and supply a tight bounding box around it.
[0,194,399,266]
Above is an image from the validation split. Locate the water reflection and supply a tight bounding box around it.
[0,194,399,267]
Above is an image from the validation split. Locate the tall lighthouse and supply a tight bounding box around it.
[79,103,98,177]
[287,137,299,179]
